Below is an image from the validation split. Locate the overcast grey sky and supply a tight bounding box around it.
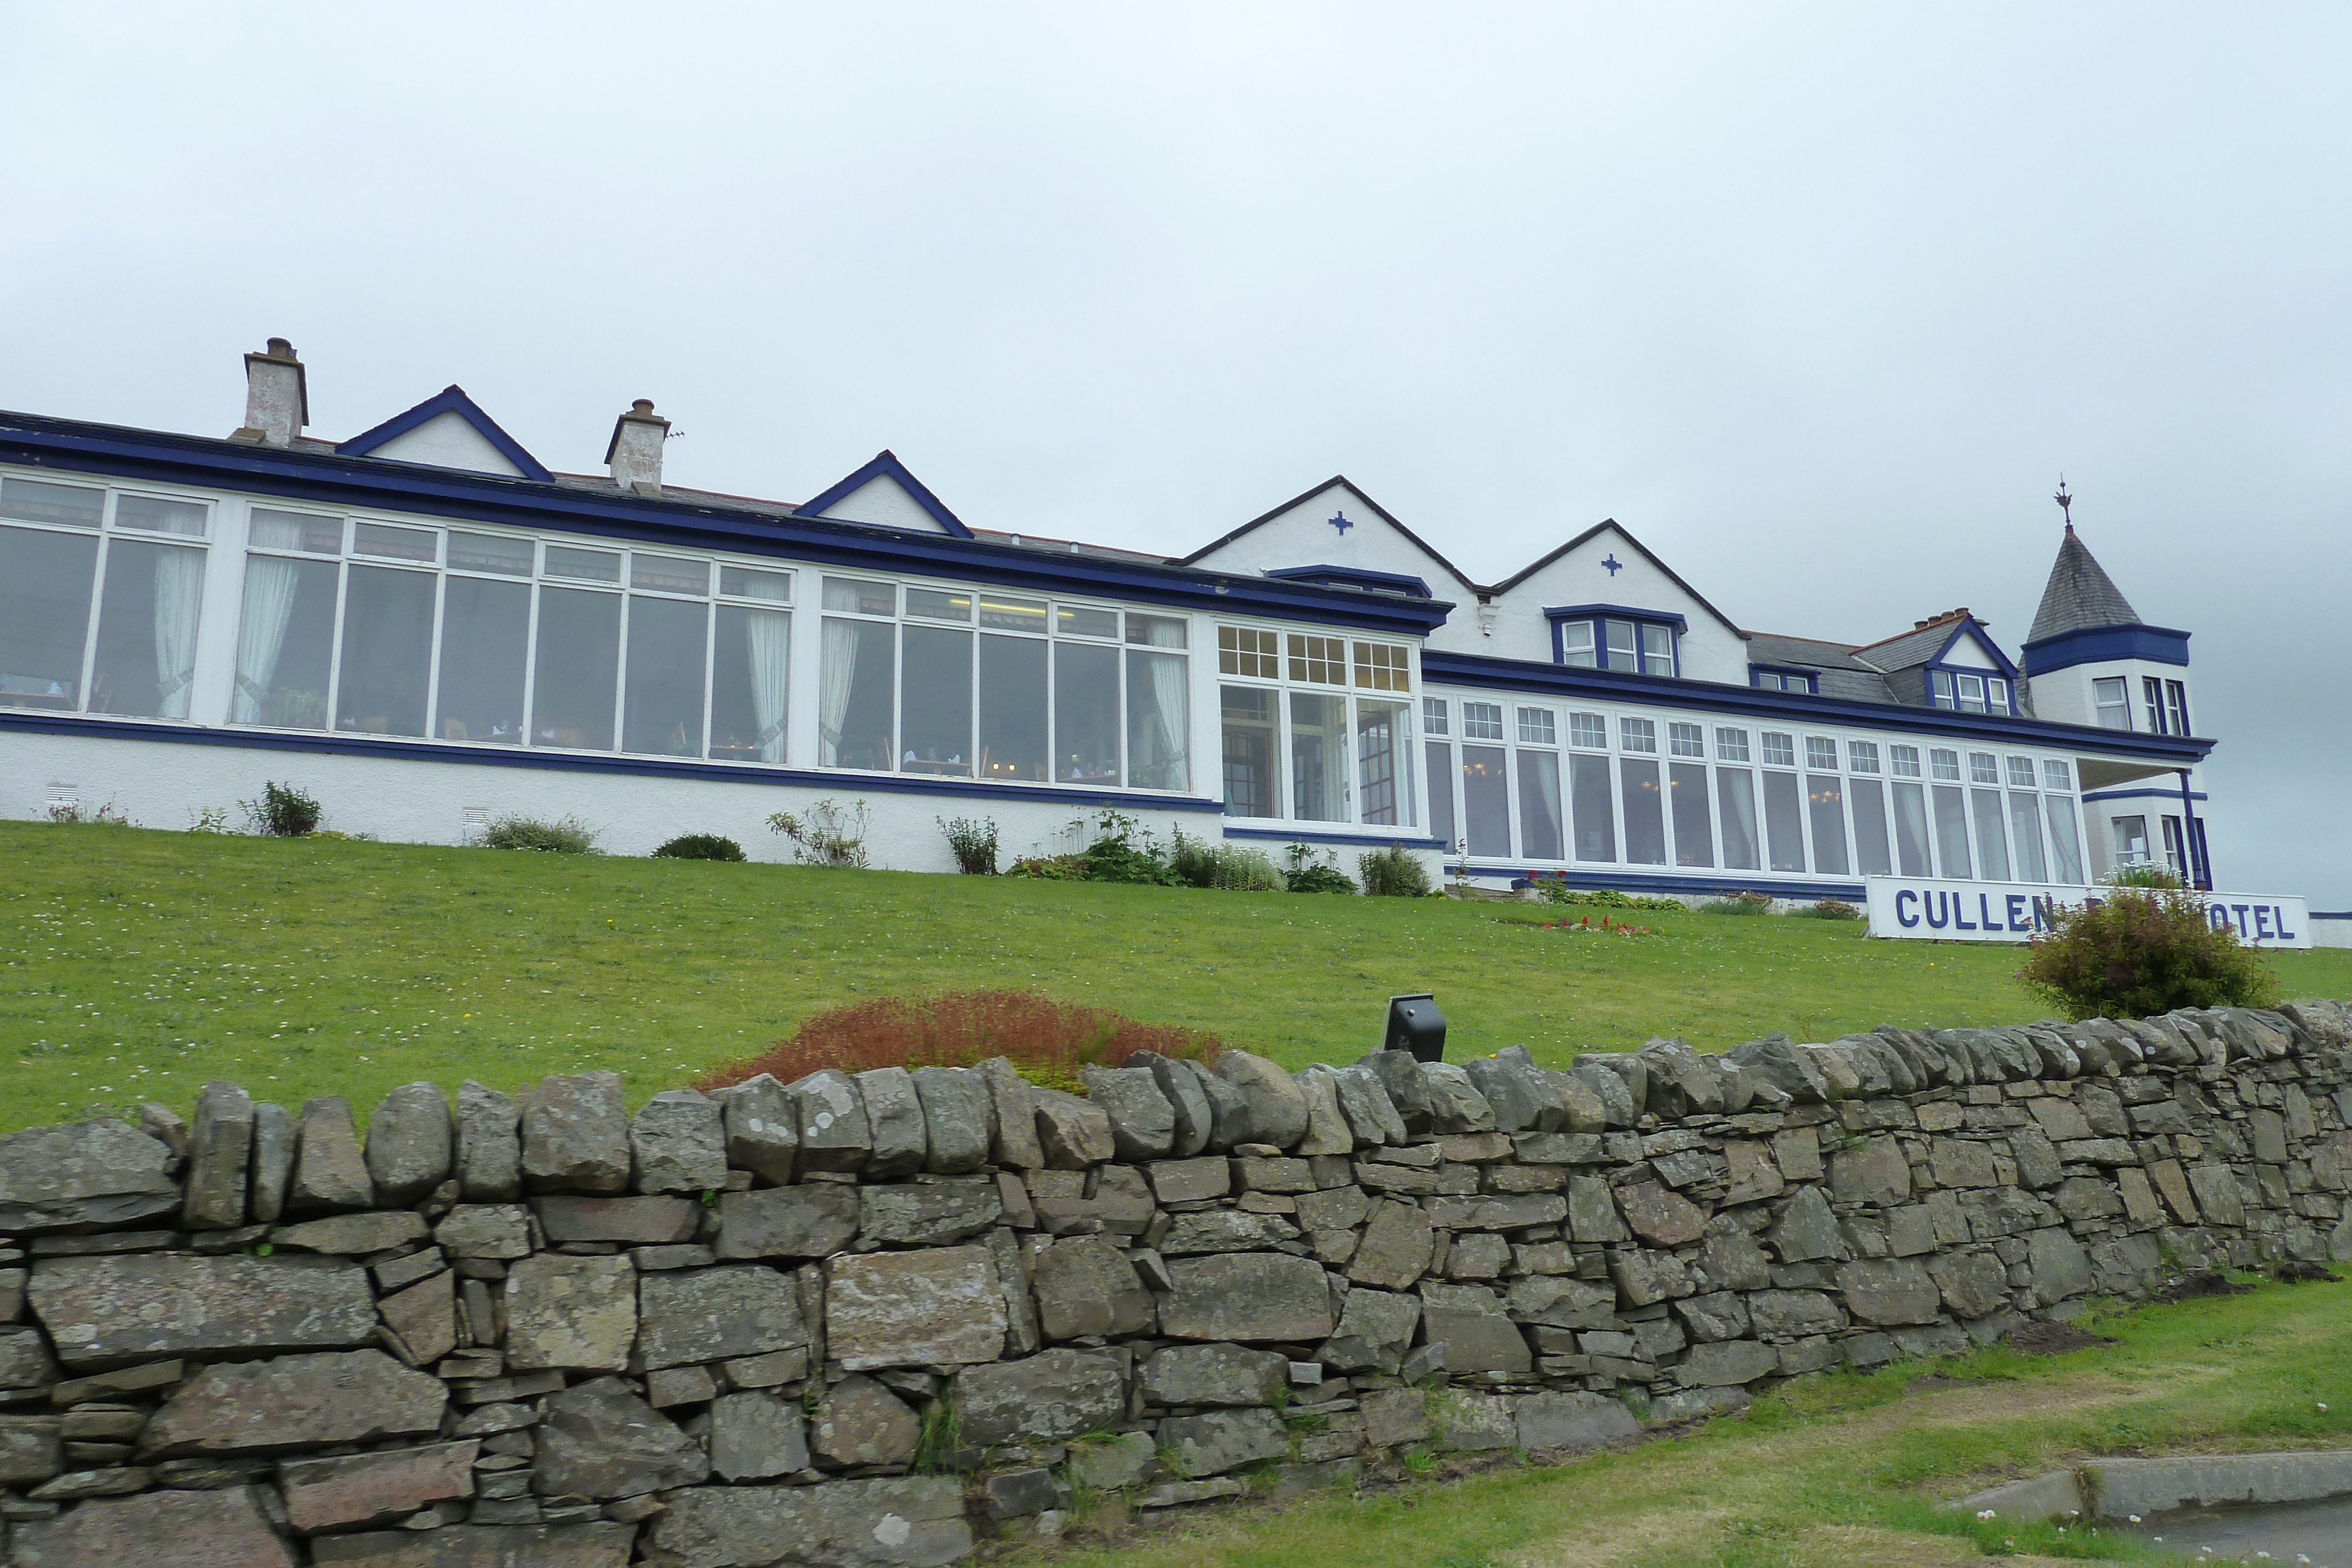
[4,5,2346,902]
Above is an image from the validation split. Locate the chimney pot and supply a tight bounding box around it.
[238,337,309,447]
[606,399,671,497]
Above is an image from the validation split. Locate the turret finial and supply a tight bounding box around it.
[2053,476,2074,530]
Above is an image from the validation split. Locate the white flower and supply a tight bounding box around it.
[1977,1510,1996,1521]
[2129,1514,2143,1523]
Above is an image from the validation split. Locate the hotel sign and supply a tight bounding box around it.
[1862,877,2311,950]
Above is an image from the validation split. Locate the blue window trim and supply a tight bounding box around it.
[0,711,1230,813]
[1458,865,1868,900]
[0,415,1451,637]
[793,450,975,540]
[1221,825,1446,850]
[2020,624,2191,676]
[1748,664,1819,694]
[1926,622,2024,683]
[1264,564,1433,599]
[334,386,556,482]
[1925,665,2017,717]
[1545,606,1682,676]
[1420,649,2214,764]
[2082,786,2209,804]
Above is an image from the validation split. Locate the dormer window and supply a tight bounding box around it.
[1928,670,2014,716]
[1750,666,1818,694]
[1549,607,1680,675]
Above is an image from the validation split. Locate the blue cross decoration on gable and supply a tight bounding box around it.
[1328,511,1353,536]
[1602,554,1623,576]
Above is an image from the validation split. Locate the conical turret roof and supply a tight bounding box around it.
[2027,526,2141,643]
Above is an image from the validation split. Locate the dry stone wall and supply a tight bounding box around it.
[2,1002,2351,1568]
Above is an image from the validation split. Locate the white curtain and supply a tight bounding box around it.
[819,617,859,767]
[746,609,790,764]
[1141,620,1188,790]
[233,555,300,724]
[149,546,205,720]
[1534,751,1562,848]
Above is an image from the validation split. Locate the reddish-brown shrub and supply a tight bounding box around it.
[699,988,1221,1096]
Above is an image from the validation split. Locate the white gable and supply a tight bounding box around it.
[814,474,951,534]
[1187,482,1478,606]
[363,410,526,477]
[1472,524,1748,683]
[1939,627,2004,670]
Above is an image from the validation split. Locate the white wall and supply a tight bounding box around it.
[815,475,952,533]
[2029,657,2193,731]
[363,412,527,476]
[1476,525,1748,682]
[1185,482,1483,608]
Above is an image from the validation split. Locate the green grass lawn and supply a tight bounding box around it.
[6,819,2350,1132]
[1030,1272,2352,1568]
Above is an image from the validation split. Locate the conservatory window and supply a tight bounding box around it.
[1761,731,1796,768]
[1568,711,1607,749]
[1221,686,1278,818]
[1715,727,1751,764]
[1286,633,1345,686]
[1889,743,1922,778]
[1620,716,1657,753]
[1462,701,1505,741]
[1669,721,1705,759]
[1847,739,1880,773]
[1054,641,1119,784]
[1218,624,1279,678]
[1422,696,1449,736]
[1291,691,1348,820]
[1353,640,1411,691]
[1518,706,1558,745]
[1804,735,1838,771]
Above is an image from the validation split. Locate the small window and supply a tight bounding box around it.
[1559,621,1597,667]
[1639,624,1675,676]
[1761,731,1796,767]
[1127,613,1188,648]
[1604,619,1638,672]
[1569,711,1608,749]
[1716,726,1751,763]
[1929,670,1956,710]
[1955,673,1987,714]
[1889,744,1922,778]
[2142,676,2166,734]
[2006,755,2037,788]
[1987,677,2011,714]
[824,575,896,616]
[1057,604,1119,640]
[2093,676,2130,730]
[907,587,974,622]
[1969,751,1999,785]
[354,522,438,563]
[630,554,711,594]
[2042,759,2072,793]
[1929,747,1962,782]
[1518,707,1558,745]
[1,477,103,529]
[2164,680,2190,737]
[1353,640,1411,691]
[1668,721,1705,759]
[1422,697,1449,736]
[1218,625,1278,678]
[2113,814,2150,865]
[548,546,624,584]
[1804,736,1838,771]
[1462,701,1504,741]
[719,565,792,603]
[1287,633,1345,684]
[1621,717,1656,753]
[250,509,344,554]
[978,594,1048,633]
[114,494,209,538]
[1847,740,1880,774]
[450,532,534,575]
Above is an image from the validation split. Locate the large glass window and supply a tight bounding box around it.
[437,576,529,745]
[1220,684,1278,817]
[1520,750,1564,860]
[1806,774,1849,875]
[336,565,436,737]
[1717,767,1760,871]
[1763,770,1806,872]
[1932,785,1972,877]
[1463,747,1510,856]
[0,524,100,711]
[1055,642,1120,784]
[1127,641,1190,793]
[710,604,790,763]
[2009,793,2048,881]
[1426,741,1456,847]
[1290,691,1348,820]
[1569,753,1614,862]
[1851,778,1892,876]
[532,587,620,751]
[622,596,709,758]
[1971,789,2012,880]
[1668,762,1712,867]
[1356,700,1412,825]
[2047,796,2085,882]
[2,477,105,530]
[1892,780,1933,876]
[979,634,1048,782]
[901,623,974,775]
[1621,757,1666,865]
[821,616,894,770]
[235,553,337,729]
[89,540,206,720]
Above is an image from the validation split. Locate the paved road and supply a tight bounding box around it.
[2133,1493,2352,1564]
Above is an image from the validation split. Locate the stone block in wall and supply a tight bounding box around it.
[533,1376,710,1498]
[1617,1181,1706,1246]
[638,1264,807,1370]
[1432,1390,1518,1450]
[1830,1137,1911,1206]
[1516,1390,1638,1450]
[1609,1246,1696,1308]
[1672,1290,1749,1343]
[707,1074,798,1186]
[967,1057,1041,1171]
[2025,1229,2093,1306]
[1080,1065,1178,1161]
[270,1210,430,1255]
[1034,1089,1116,1169]
[1504,1274,1618,1330]
[436,1202,532,1258]
[1159,1252,1334,1342]
[857,1179,1003,1247]
[646,1476,972,1568]
[1128,1051,1215,1158]
[1321,1286,1421,1372]
[522,1072,630,1195]
[1677,1339,1779,1387]
[1726,1034,1828,1105]
[310,1522,635,1567]
[365,1083,452,1206]
[1090,1164,1156,1236]
[1418,1282,1531,1373]
[1746,1288,1845,1338]
[1292,1066,1355,1156]
[1766,1186,1847,1265]
[1141,1342,1287,1407]
[1418,1062,1497,1134]
[1294,1182,1369,1233]
[0,1117,182,1233]
[1031,1235,1152,1341]
[809,1374,921,1469]
[827,1246,1007,1370]
[182,1082,255,1231]
[1690,1221,1773,1292]
[716,1182,860,1260]
[0,1412,62,1483]
[629,1089,727,1194]
[140,1349,445,1457]
[1359,1385,1431,1448]
[2187,1164,2249,1226]
[8,1484,296,1568]
[1161,1406,1288,1475]
[455,1080,522,1202]
[1213,1049,1311,1149]
[908,1065,993,1174]
[1924,1252,2007,1319]
[280,1439,479,1532]
[789,1069,873,1175]
[857,1066,928,1180]
[1068,1429,1158,1490]
[1426,1192,1568,1231]
[1145,1155,1230,1203]
[504,1253,637,1372]
[249,1102,296,1225]
[1636,1038,1725,1119]
[1345,1199,1434,1290]
[1834,1258,1942,1325]
[30,1253,376,1366]
[380,1265,457,1365]
[1355,1048,1436,1138]
[290,1096,376,1212]
[957,1348,1127,1443]
[709,1389,810,1481]
[1329,1062,1409,1147]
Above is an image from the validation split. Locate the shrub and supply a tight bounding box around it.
[1538,882,1682,912]
[2020,885,2280,1019]
[769,800,870,867]
[186,805,230,834]
[46,800,135,826]
[699,988,1221,1098]
[481,814,599,853]
[1005,853,1090,880]
[1359,844,1432,898]
[654,833,747,861]
[2109,864,2185,890]
[937,816,1000,875]
[240,781,321,837]
[1076,810,1182,886]
[1170,830,1285,891]
[1699,890,1774,915]
[1283,843,1357,895]
[1788,897,1863,920]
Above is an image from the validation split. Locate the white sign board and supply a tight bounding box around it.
[1863,877,2311,950]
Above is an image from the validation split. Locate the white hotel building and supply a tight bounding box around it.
[0,343,2216,894]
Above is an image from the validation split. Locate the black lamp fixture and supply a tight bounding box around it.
[1384,994,1446,1062]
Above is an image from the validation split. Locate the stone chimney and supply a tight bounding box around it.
[605,399,670,497]
[233,338,309,447]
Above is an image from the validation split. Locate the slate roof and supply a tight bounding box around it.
[2027,526,2142,642]
[1741,631,1899,704]
[1853,611,1975,674]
